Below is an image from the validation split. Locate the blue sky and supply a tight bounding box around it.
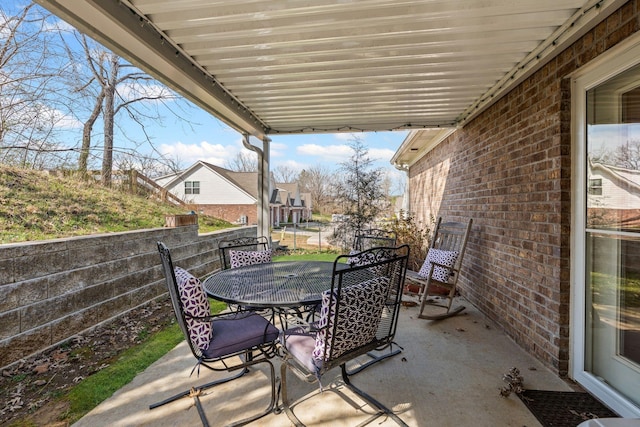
[4,1,409,188]
[154,109,408,174]
[117,100,409,190]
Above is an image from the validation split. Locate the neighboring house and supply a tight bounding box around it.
[588,159,640,229]
[155,161,311,226]
[270,180,313,227]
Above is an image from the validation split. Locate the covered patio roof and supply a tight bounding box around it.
[35,0,625,142]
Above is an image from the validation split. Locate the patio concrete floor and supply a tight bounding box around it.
[71,297,575,427]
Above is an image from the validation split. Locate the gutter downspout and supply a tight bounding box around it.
[394,163,410,218]
[242,134,271,241]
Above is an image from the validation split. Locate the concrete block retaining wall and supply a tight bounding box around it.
[0,225,256,370]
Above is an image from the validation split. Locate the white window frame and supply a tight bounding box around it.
[571,33,640,418]
[185,181,200,195]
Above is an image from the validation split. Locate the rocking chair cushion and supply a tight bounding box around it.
[418,249,459,283]
[174,267,213,351]
[229,249,272,268]
[312,277,388,362]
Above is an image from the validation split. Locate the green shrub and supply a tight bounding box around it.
[385,211,435,270]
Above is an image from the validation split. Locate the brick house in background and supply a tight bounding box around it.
[155,161,311,226]
[270,182,313,226]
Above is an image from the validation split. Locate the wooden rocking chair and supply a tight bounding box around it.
[407,217,472,320]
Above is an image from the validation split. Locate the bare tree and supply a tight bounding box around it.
[590,139,640,171]
[60,31,195,185]
[224,151,258,172]
[610,139,640,170]
[1,4,195,176]
[298,165,334,214]
[0,4,74,169]
[273,164,299,183]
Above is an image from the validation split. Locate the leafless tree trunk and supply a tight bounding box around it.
[101,54,118,186]
[71,33,185,185]
[2,4,197,175]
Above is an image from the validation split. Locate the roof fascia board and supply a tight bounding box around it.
[392,128,457,168]
[34,0,267,138]
[163,161,205,188]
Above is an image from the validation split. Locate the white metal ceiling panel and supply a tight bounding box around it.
[35,0,626,137]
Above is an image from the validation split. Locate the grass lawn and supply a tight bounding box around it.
[59,299,227,424]
[273,251,340,262]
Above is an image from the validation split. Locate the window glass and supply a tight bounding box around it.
[585,63,640,407]
[185,181,200,195]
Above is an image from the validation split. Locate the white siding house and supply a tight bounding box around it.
[156,161,311,226]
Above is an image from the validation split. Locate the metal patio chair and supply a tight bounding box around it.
[153,242,279,427]
[354,228,397,251]
[218,235,270,270]
[280,245,410,427]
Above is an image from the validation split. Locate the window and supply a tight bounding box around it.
[588,178,602,195]
[572,40,640,415]
[185,181,200,195]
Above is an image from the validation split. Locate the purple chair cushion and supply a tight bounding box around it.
[418,249,458,283]
[203,312,279,359]
[174,267,213,351]
[229,249,272,268]
[281,330,317,373]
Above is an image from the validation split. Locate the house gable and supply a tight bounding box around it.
[162,161,256,205]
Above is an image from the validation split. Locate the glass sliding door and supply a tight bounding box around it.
[575,56,640,416]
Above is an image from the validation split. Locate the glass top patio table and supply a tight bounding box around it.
[202,261,340,309]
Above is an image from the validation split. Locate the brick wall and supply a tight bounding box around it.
[196,204,257,225]
[408,1,639,375]
[0,225,256,370]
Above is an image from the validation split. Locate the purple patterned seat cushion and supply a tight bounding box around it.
[174,267,213,351]
[418,249,459,283]
[229,249,272,268]
[203,312,279,359]
[281,332,317,373]
[312,277,389,363]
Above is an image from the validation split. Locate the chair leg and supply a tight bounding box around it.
[340,365,409,426]
[150,358,277,427]
[418,286,466,320]
[227,359,277,427]
[280,359,409,427]
[279,360,305,427]
[344,341,404,376]
[149,368,247,410]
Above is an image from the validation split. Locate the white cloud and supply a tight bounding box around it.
[333,132,364,141]
[52,110,83,129]
[368,147,396,163]
[159,140,240,166]
[273,158,307,171]
[297,143,353,162]
[268,141,287,158]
